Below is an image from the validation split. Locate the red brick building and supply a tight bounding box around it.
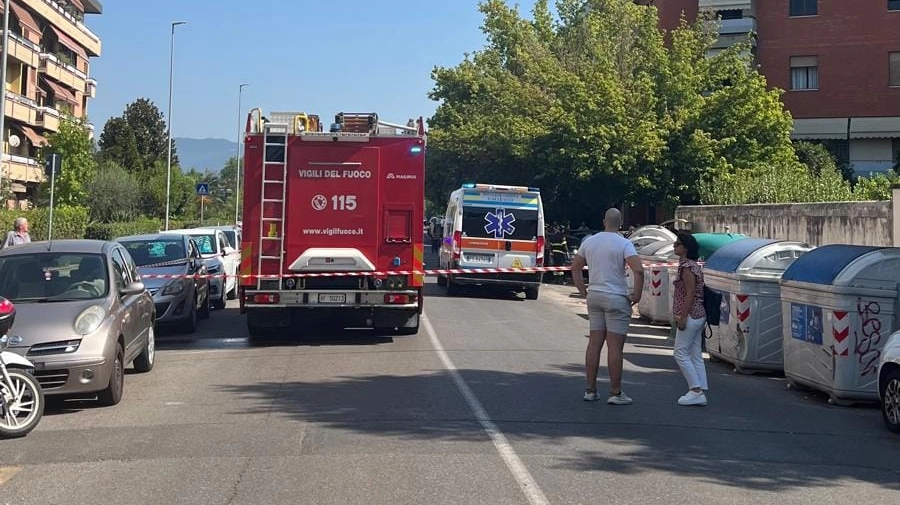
[645,0,900,174]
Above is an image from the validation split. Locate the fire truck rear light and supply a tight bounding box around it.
[384,294,410,304]
[251,294,280,304]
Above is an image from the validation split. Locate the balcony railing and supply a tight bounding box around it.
[7,32,41,52]
[2,154,44,185]
[39,52,88,80]
[717,17,756,35]
[698,0,752,10]
[42,0,100,44]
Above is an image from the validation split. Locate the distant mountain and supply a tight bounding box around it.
[174,137,239,173]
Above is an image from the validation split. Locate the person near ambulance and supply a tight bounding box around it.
[571,208,643,405]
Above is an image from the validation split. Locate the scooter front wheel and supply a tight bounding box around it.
[0,369,44,438]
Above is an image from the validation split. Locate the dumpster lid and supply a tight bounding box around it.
[637,240,673,257]
[704,238,778,273]
[781,245,886,285]
[692,233,748,261]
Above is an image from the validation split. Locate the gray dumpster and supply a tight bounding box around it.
[703,239,813,372]
[636,241,677,324]
[780,245,900,405]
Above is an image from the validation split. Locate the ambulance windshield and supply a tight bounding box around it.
[461,207,539,241]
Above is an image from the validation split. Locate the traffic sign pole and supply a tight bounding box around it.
[46,153,60,242]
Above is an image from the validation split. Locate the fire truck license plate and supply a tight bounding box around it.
[318,293,346,303]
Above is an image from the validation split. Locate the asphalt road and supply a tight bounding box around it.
[1,275,899,505]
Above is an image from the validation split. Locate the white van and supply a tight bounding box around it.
[438,183,545,299]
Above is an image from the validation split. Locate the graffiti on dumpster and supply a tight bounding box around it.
[790,303,823,345]
[855,299,882,377]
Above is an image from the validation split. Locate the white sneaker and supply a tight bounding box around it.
[583,390,601,402]
[607,391,633,405]
[678,390,708,406]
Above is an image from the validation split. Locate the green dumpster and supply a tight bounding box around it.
[693,233,749,261]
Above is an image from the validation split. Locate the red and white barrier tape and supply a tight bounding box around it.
[138,261,688,280]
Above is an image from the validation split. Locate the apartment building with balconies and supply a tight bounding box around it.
[1,0,101,208]
[645,0,900,175]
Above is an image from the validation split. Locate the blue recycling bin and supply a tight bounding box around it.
[703,239,813,372]
[780,245,900,405]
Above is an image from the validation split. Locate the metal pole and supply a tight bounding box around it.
[164,21,186,231]
[234,83,248,224]
[200,195,204,223]
[0,0,12,206]
[48,154,56,241]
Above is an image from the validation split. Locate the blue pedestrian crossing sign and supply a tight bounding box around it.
[195,183,210,196]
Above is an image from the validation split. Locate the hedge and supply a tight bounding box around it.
[0,207,89,241]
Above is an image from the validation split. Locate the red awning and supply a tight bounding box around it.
[7,2,41,33]
[42,77,78,105]
[49,24,88,60]
[69,0,85,11]
[15,124,48,147]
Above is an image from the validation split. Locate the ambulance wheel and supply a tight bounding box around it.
[437,274,447,287]
[446,276,459,296]
[525,286,540,300]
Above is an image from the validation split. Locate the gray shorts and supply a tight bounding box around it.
[587,291,632,335]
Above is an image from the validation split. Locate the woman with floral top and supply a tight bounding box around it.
[672,232,709,406]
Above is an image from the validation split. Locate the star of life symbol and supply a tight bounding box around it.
[484,209,516,239]
[311,194,328,211]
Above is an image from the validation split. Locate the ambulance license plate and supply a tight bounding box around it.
[466,253,494,263]
[318,293,346,303]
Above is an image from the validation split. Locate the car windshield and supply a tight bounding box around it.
[190,234,217,255]
[120,239,186,266]
[0,253,109,302]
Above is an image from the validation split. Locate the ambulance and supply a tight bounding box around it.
[438,183,545,299]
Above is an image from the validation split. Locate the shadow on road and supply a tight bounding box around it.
[212,362,900,493]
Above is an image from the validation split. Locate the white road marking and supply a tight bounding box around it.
[422,314,550,505]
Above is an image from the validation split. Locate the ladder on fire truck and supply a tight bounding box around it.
[256,120,290,289]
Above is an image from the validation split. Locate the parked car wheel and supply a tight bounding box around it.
[181,300,198,334]
[881,368,900,433]
[212,296,226,311]
[226,285,237,300]
[133,326,155,373]
[97,343,125,406]
[199,292,211,319]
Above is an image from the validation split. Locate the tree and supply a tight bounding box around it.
[426,0,801,222]
[123,98,177,168]
[37,118,98,207]
[98,116,143,172]
[86,160,140,222]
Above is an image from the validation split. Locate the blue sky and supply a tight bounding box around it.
[88,1,497,140]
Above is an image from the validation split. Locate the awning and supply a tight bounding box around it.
[49,24,88,60]
[791,118,848,140]
[17,124,48,147]
[849,117,900,139]
[69,0,84,11]
[7,2,41,33]
[41,77,78,105]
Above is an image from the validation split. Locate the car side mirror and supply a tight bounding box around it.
[193,258,203,270]
[120,281,145,296]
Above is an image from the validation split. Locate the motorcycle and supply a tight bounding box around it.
[0,296,44,438]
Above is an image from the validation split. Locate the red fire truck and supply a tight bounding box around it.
[238,110,426,336]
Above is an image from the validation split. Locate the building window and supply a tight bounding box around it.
[717,9,742,20]
[891,52,900,87]
[790,0,817,16]
[790,56,819,90]
[890,0,900,12]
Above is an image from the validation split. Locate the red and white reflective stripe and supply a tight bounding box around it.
[138,261,700,280]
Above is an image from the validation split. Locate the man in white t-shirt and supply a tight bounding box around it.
[571,208,643,405]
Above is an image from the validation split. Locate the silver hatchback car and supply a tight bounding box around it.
[0,240,156,406]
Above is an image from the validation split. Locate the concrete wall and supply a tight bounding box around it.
[675,201,894,247]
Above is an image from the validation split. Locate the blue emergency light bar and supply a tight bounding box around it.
[461,183,540,192]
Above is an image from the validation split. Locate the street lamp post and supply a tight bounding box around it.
[0,0,12,204]
[164,21,186,231]
[234,83,248,224]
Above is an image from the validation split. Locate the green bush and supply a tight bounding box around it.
[0,206,89,241]
[85,218,165,241]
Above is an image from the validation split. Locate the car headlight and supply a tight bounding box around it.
[162,280,186,296]
[75,305,106,335]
